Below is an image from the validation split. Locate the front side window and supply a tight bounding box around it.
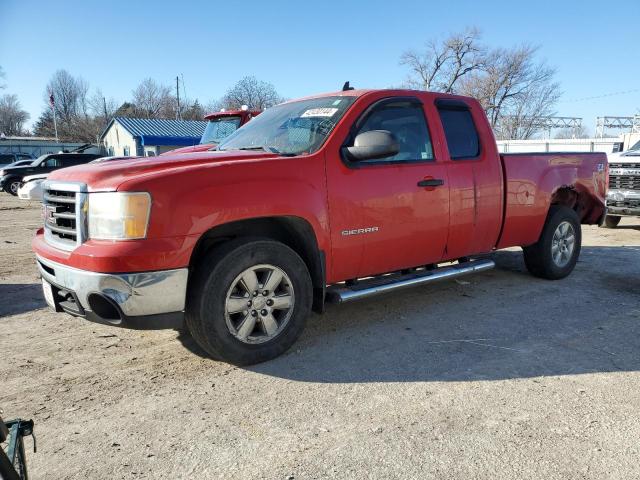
[437,107,480,160]
[350,100,434,163]
[201,116,242,144]
[218,96,357,156]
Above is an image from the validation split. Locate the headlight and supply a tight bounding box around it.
[88,192,151,240]
[0,170,6,176]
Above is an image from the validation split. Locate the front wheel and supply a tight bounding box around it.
[186,239,312,365]
[523,205,581,280]
[4,178,21,196]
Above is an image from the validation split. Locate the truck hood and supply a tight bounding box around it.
[161,143,216,155]
[608,150,640,163]
[1,165,40,176]
[47,150,280,191]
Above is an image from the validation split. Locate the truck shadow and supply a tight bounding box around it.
[0,283,47,318]
[231,245,640,383]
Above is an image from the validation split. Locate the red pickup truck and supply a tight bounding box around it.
[163,108,260,155]
[33,88,607,365]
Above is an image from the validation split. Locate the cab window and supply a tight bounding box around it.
[349,100,434,164]
[43,158,62,168]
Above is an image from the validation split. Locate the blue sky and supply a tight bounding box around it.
[1,0,639,134]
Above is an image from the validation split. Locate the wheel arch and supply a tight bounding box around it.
[188,216,326,313]
[549,184,604,224]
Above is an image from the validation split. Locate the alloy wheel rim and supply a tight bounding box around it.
[551,221,575,268]
[224,264,295,344]
[10,182,19,194]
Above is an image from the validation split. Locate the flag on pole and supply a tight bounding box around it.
[49,91,55,108]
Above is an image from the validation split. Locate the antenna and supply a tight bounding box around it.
[342,81,354,91]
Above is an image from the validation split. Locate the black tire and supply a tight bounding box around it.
[600,215,621,229]
[186,238,312,365]
[523,205,581,280]
[3,178,21,196]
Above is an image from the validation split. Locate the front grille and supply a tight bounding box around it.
[42,182,86,250]
[610,162,640,169]
[609,175,640,191]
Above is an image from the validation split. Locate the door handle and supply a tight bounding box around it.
[417,178,444,187]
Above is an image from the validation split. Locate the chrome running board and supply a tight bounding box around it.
[326,259,495,304]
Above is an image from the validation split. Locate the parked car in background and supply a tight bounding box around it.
[16,157,131,201]
[17,174,48,201]
[33,87,607,365]
[0,152,102,195]
[602,139,640,227]
[0,153,35,169]
[162,108,260,155]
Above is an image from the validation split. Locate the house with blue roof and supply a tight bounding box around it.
[100,117,207,157]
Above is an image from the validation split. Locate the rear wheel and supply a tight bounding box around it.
[186,239,312,365]
[523,205,581,280]
[600,215,621,229]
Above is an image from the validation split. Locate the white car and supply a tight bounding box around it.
[17,174,48,201]
[17,157,136,201]
[603,139,640,227]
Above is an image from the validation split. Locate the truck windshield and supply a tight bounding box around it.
[628,140,640,152]
[218,96,357,155]
[201,116,242,144]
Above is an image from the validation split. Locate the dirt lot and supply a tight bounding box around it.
[1,193,639,479]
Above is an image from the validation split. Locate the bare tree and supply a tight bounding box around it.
[0,94,30,135]
[88,89,118,125]
[131,78,173,118]
[401,30,562,140]
[459,45,561,139]
[44,69,87,121]
[554,124,590,139]
[220,76,283,110]
[0,66,5,90]
[400,27,484,93]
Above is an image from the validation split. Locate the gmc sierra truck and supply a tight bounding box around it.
[32,88,607,365]
[602,139,640,227]
[163,108,260,155]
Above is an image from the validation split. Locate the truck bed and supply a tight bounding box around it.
[497,152,607,249]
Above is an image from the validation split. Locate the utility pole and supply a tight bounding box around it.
[103,97,108,124]
[176,76,181,121]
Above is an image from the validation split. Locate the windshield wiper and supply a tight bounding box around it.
[219,145,298,157]
[237,146,280,153]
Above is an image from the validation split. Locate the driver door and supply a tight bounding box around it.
[326,97,450,280]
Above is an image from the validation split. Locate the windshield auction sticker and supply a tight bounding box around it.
[301,108,339,118]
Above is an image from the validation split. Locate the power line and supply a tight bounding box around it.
[559,88,640,104]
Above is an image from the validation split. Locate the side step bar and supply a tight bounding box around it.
[326,258,495,304]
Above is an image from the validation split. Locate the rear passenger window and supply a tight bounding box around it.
[437,107,480,160]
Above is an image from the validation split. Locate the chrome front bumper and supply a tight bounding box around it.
[606,189,640,216]
[36,255,188,324]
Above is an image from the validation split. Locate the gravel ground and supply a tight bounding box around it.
[1,193,639,479]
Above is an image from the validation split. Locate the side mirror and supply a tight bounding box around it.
[346,130,399,161]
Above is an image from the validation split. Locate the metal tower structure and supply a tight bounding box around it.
[595,116,637,138]
[499,116,583,139]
